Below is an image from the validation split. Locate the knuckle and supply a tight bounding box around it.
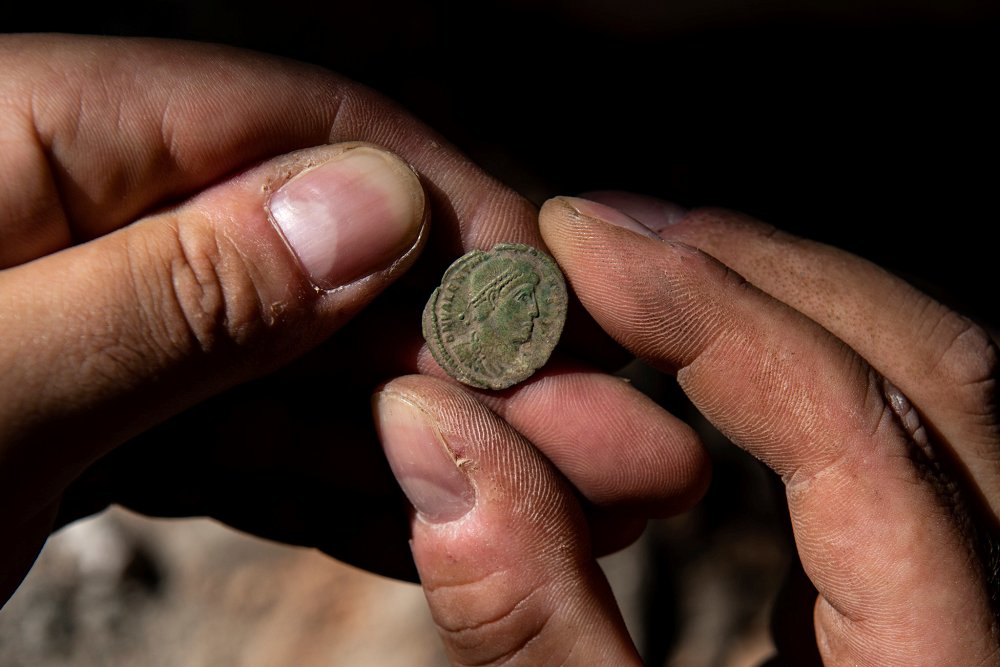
[929,311,998,406]
[128,216,271,359]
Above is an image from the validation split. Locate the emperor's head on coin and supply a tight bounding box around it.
[423,243,567,390]
[459,255,542,377]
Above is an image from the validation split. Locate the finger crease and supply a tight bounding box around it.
[883,377,1000,632]
[27,86,75,245]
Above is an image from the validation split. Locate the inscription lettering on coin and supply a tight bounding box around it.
[422,243,568,390]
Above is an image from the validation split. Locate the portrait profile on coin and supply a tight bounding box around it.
[422,243,567,390]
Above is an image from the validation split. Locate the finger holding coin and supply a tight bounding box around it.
[418,243,710,527]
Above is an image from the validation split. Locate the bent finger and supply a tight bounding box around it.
[586,192,1000,515]
[541,197,998,665]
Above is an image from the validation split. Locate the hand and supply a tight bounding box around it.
[377,193,999,664]
[0,37,710,606]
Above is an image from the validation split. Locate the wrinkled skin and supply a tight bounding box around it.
[0,36,709,603]
[5,34,997,667]
[377,194,1000,665]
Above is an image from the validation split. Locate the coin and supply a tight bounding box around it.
[422,243,568,390]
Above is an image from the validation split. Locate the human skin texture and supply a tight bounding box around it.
[376,193,1000,665]
[0,35,709,608]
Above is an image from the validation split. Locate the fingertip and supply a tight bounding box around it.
[559,196,664,240]
[541,195,655,253]
[539,194,675,295]
[377,375,642,665]
[373,386,475,525]
[541,192,729,372]
[579,190,689,232]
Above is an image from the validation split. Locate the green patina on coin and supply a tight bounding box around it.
[422,243,568,390]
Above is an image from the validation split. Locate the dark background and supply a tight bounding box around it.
[8,0,999,327]
[6,3,999,664]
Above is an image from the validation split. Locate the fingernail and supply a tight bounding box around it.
[374,391,475,524]
[579,190,688,233]
[267,146,425,290]
[558,196,662,240]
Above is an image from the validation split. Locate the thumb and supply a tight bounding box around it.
[0,143,427,517]
[374,375,641,666]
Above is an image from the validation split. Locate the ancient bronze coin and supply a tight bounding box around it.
[422,243,568,390]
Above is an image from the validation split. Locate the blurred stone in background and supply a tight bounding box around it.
[1,465,787,667]
[1,508,448,667]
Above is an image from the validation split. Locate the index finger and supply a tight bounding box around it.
[540,196,999,665]
[587,194,1000,513]
[0,34,537,267]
